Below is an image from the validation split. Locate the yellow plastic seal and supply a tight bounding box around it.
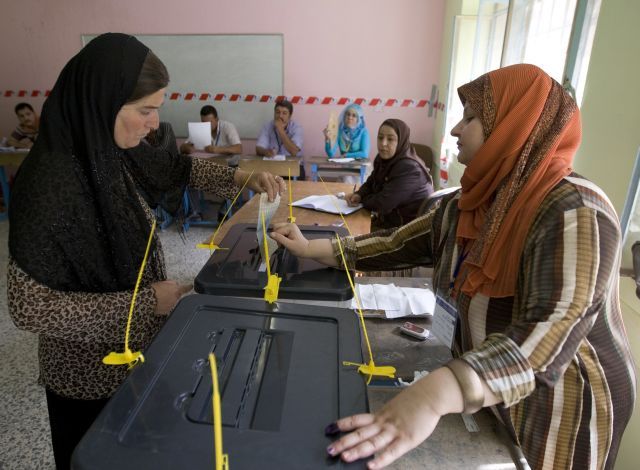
[103,219,157,369]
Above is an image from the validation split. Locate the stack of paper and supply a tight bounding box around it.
[351,284,435,319]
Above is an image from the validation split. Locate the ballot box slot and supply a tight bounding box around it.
[187,327,293,432]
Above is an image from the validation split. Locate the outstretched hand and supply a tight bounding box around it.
[236,170,286,202]
[270,222,310,258]
[326,380,443,469]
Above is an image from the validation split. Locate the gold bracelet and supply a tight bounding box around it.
[444,359,485,414]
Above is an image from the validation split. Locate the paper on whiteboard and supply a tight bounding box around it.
[292,194,361,215]
[188,122,212,149]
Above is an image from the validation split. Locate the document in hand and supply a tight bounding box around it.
[188,122,212,149]
[291,194,362,215]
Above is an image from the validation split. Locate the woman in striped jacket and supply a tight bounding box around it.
[271,64,636,469]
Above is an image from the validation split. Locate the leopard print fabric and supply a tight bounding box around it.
[189,157,239,197]
[7,159,239,400]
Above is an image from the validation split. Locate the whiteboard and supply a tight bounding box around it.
[82,34,283,138]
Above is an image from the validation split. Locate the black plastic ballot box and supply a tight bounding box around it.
[194,224,353,301]
[72,295,369,469]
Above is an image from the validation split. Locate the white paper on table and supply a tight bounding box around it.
[402,287,436,316]
[351,284,436,319]
[374,285,405,311]
[263,154,286,161]
[292,194,361,215]
[330,157,355,163]
[351,284,378,309]
[188,122,212,149]
[352,284,402,311]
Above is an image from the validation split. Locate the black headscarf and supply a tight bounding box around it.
[369,119,430,190]
[9,33,191,292]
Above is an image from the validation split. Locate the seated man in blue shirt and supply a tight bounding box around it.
[256,100,303,159]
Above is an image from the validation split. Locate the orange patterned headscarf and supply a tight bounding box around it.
[455,64,581,298]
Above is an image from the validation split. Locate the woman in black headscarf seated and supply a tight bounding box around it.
[345,119,434,230]
[6,33,284,469]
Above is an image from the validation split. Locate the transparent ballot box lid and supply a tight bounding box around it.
[194,224,353,301]
[72,295,368,469]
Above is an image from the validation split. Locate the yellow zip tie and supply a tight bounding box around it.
[209,353,229,470]
[287,167,296,223]
[103,219,157,368]
[335,234,395,384]
[317,175,353,237]
[196,170,255,252]
[261,208,281,303]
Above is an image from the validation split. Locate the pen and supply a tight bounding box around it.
[353,183,357,193]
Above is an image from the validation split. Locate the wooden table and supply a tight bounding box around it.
[304,155,372,184]
[238,155,301,178]
[0,150,29,220]
[206,180,371,244]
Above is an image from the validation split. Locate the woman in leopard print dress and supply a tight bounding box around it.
[7,33,283,470]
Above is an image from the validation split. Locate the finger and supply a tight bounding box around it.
[277,176,286,195]
[341,429,397,463]
[270,229,290,240]
[366,437,415,469]
[264,175,277,202]
[330,423,383,456]
[270,226,294,240]
[269,232,287,245]
[272,222,292,231]
[336,414,376,432]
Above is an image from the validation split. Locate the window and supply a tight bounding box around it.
[502,0,578,83]
[439,0,601,187]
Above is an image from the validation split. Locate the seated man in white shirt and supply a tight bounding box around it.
[180,105,243,165]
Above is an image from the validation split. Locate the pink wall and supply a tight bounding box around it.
[1,0,444,156]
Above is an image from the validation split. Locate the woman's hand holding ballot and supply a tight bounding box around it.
[270,223,339,267]
[234,169,286,202]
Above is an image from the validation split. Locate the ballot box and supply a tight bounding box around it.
[72,295,368,469]
[194,224,353,301]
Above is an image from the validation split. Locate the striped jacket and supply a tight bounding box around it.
[338,175,636,470]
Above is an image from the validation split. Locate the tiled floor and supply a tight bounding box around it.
[0,221,213,470]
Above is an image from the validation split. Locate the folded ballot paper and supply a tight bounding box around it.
[256,192,280,271]
[291,194,362,215]
[352,284,436,319]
